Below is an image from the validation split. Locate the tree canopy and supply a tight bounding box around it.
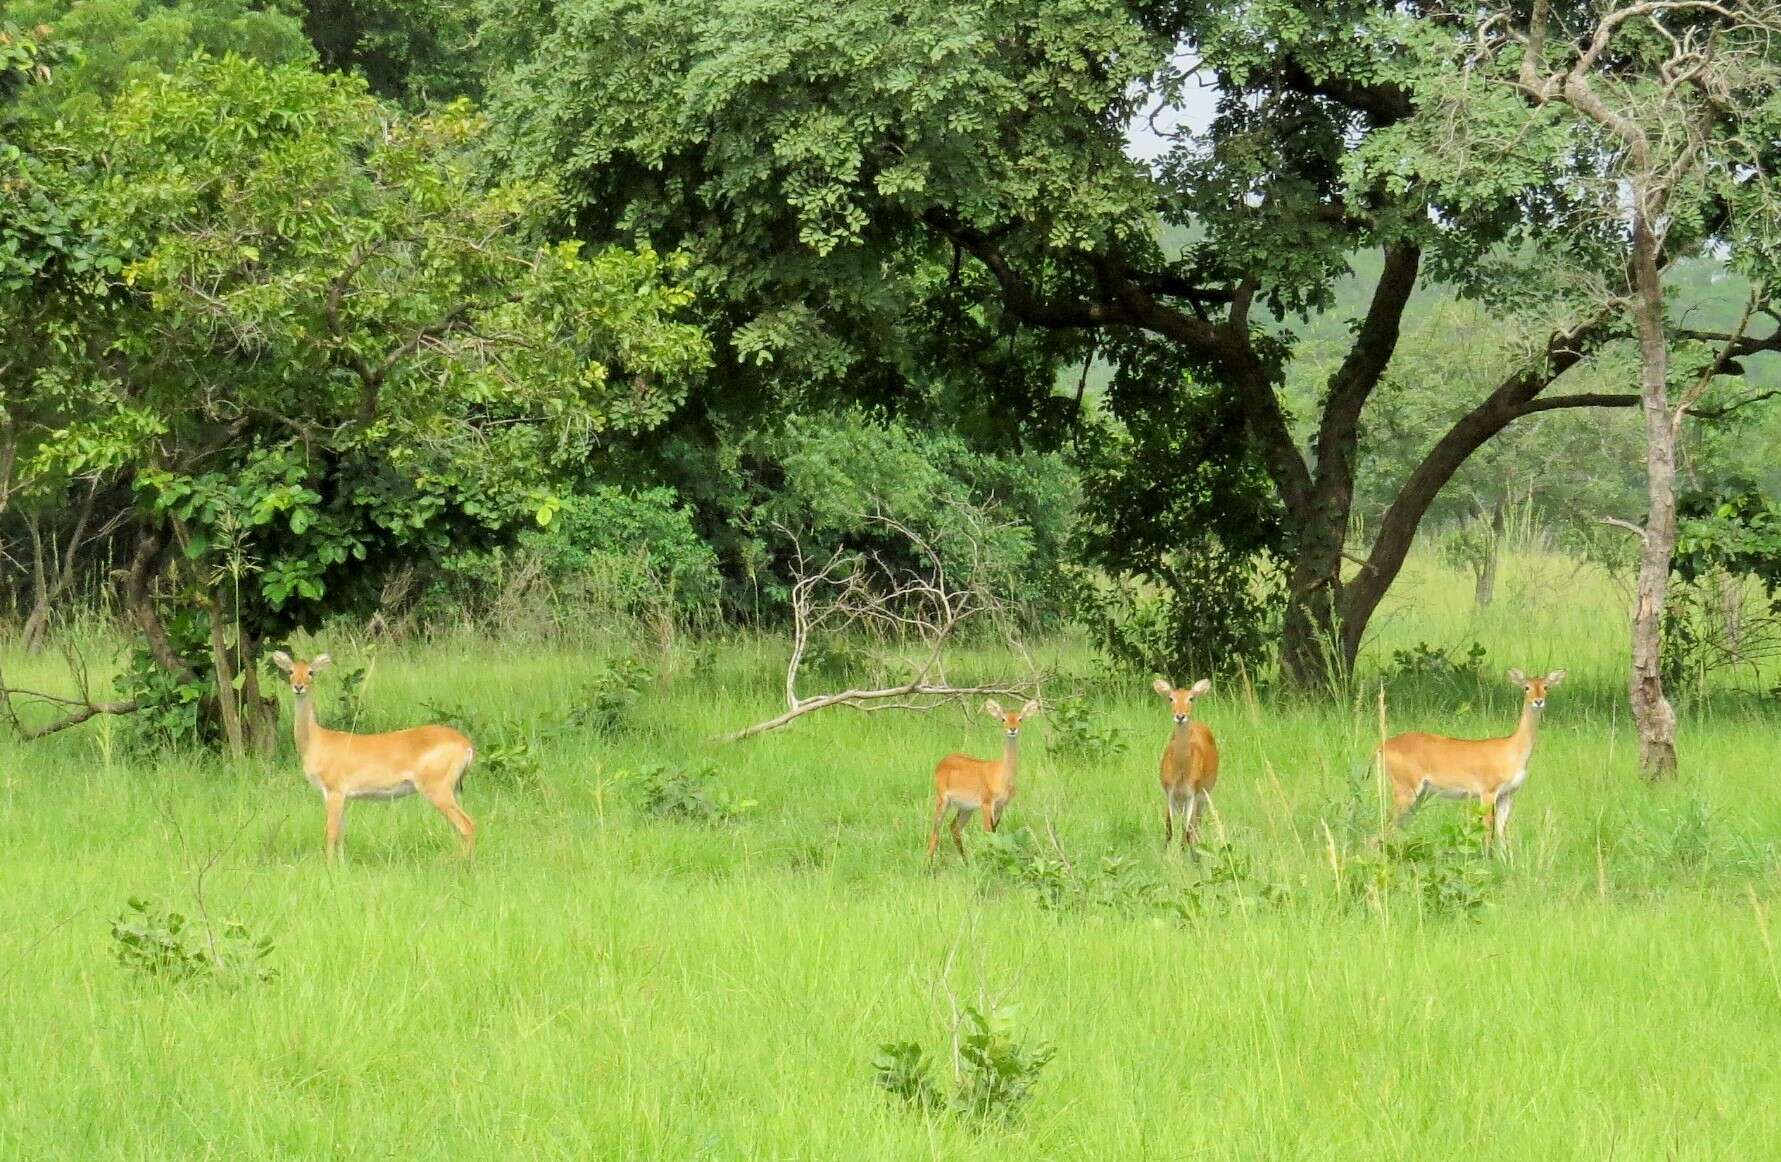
[492,0,1769,684]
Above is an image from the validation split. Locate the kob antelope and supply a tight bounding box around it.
[1378,667,1566,850]
[927,698,1039,864]
[271,651,476,861]
[1153,678,1217,852]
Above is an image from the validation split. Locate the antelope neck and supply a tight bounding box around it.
[1003,732,1020,773]
[292,691,320,757]
[1510,699,1543,758]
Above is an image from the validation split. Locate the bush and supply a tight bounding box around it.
[420,701,543,788]
[524,487,722,614]
[691,409,1080,623]
[110,897,276,986]
[1045,692,1128,765]
[1384,641,1488,689]
[952,1005,1057,1124]
[425,487,720,632]
[872,1041,943,1111]
[567,655,654,736]
[873,1004,1055,1127]
[979,828,1288,919]
[630,762,755,824]
[1073,349,1288,681]
[1077,548,1285,686]
[1342,820,1503,920]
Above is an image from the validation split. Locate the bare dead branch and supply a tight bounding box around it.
[1601,515,1651,541]
[0,646,143,740]
[720,511,1040,742]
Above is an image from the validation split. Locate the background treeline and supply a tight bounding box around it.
[5,0,1781,752]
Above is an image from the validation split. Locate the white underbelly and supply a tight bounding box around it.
[308,771,418,801]
[348,781,417,801]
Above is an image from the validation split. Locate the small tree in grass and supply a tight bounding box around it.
[1351,0,1781,778]
[1498,0,1781,778]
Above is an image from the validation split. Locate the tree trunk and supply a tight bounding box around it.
[22,510,49,649]
[205,586,246,758]
[21,479,100,651]
[237,628,279,756]
[1627,204,1679,780]
[1474,499,1505,609]
[1274,243,1423,690]
[1279,518,1346,688]
[1717,569,1743,660]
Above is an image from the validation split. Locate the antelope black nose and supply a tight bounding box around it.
[1173,714,1187,724]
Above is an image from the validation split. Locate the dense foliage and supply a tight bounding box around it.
[3,51,708,747]
[5,0,1781,747]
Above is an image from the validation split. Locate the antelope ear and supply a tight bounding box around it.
[1506,667,1527,685]
[1019,698,1041,718]
[270,651,294,673]
[1545,669,1567,686]
[982,699,1006,719]
[310,653,333,671]
[1152,678,1174,698]
[1188,678,1212,697]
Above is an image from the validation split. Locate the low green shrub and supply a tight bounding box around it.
[874,1003,1055,1127]
[110,897,276,986]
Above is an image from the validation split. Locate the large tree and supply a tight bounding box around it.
[491,0,1690,685]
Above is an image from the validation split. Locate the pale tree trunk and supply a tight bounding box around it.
[1474,498,1505,609]
[1627,203,1679,779]
[1717,569,1744,659]
[205,585,246,759]
[20,479,100,651]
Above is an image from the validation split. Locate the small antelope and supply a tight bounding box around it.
[271,651,476,862]
[1153,678,1218,852]
[927,698,1040,864]
[1378,667,1566,850]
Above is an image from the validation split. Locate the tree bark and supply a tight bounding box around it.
[1718,568,1744,659]
[1276,242,1422,688]
[1280,530,1345,687]
[1627,203,1679,779]
[121,526,199,685]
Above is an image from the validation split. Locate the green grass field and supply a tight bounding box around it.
[5,549,1781,1159]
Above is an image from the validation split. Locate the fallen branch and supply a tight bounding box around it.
[0,648,143,740]
[720,509,1039,742]
[721,682,1029,743]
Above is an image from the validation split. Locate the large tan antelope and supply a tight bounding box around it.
[927,698,1040,864]
[270,651,476,861]
[1153,678,1218,852]
[1378,667,1566,850]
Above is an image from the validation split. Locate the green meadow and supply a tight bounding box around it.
[5,549,1781,1160]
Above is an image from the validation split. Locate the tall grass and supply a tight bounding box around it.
[2,548,1779,1158]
